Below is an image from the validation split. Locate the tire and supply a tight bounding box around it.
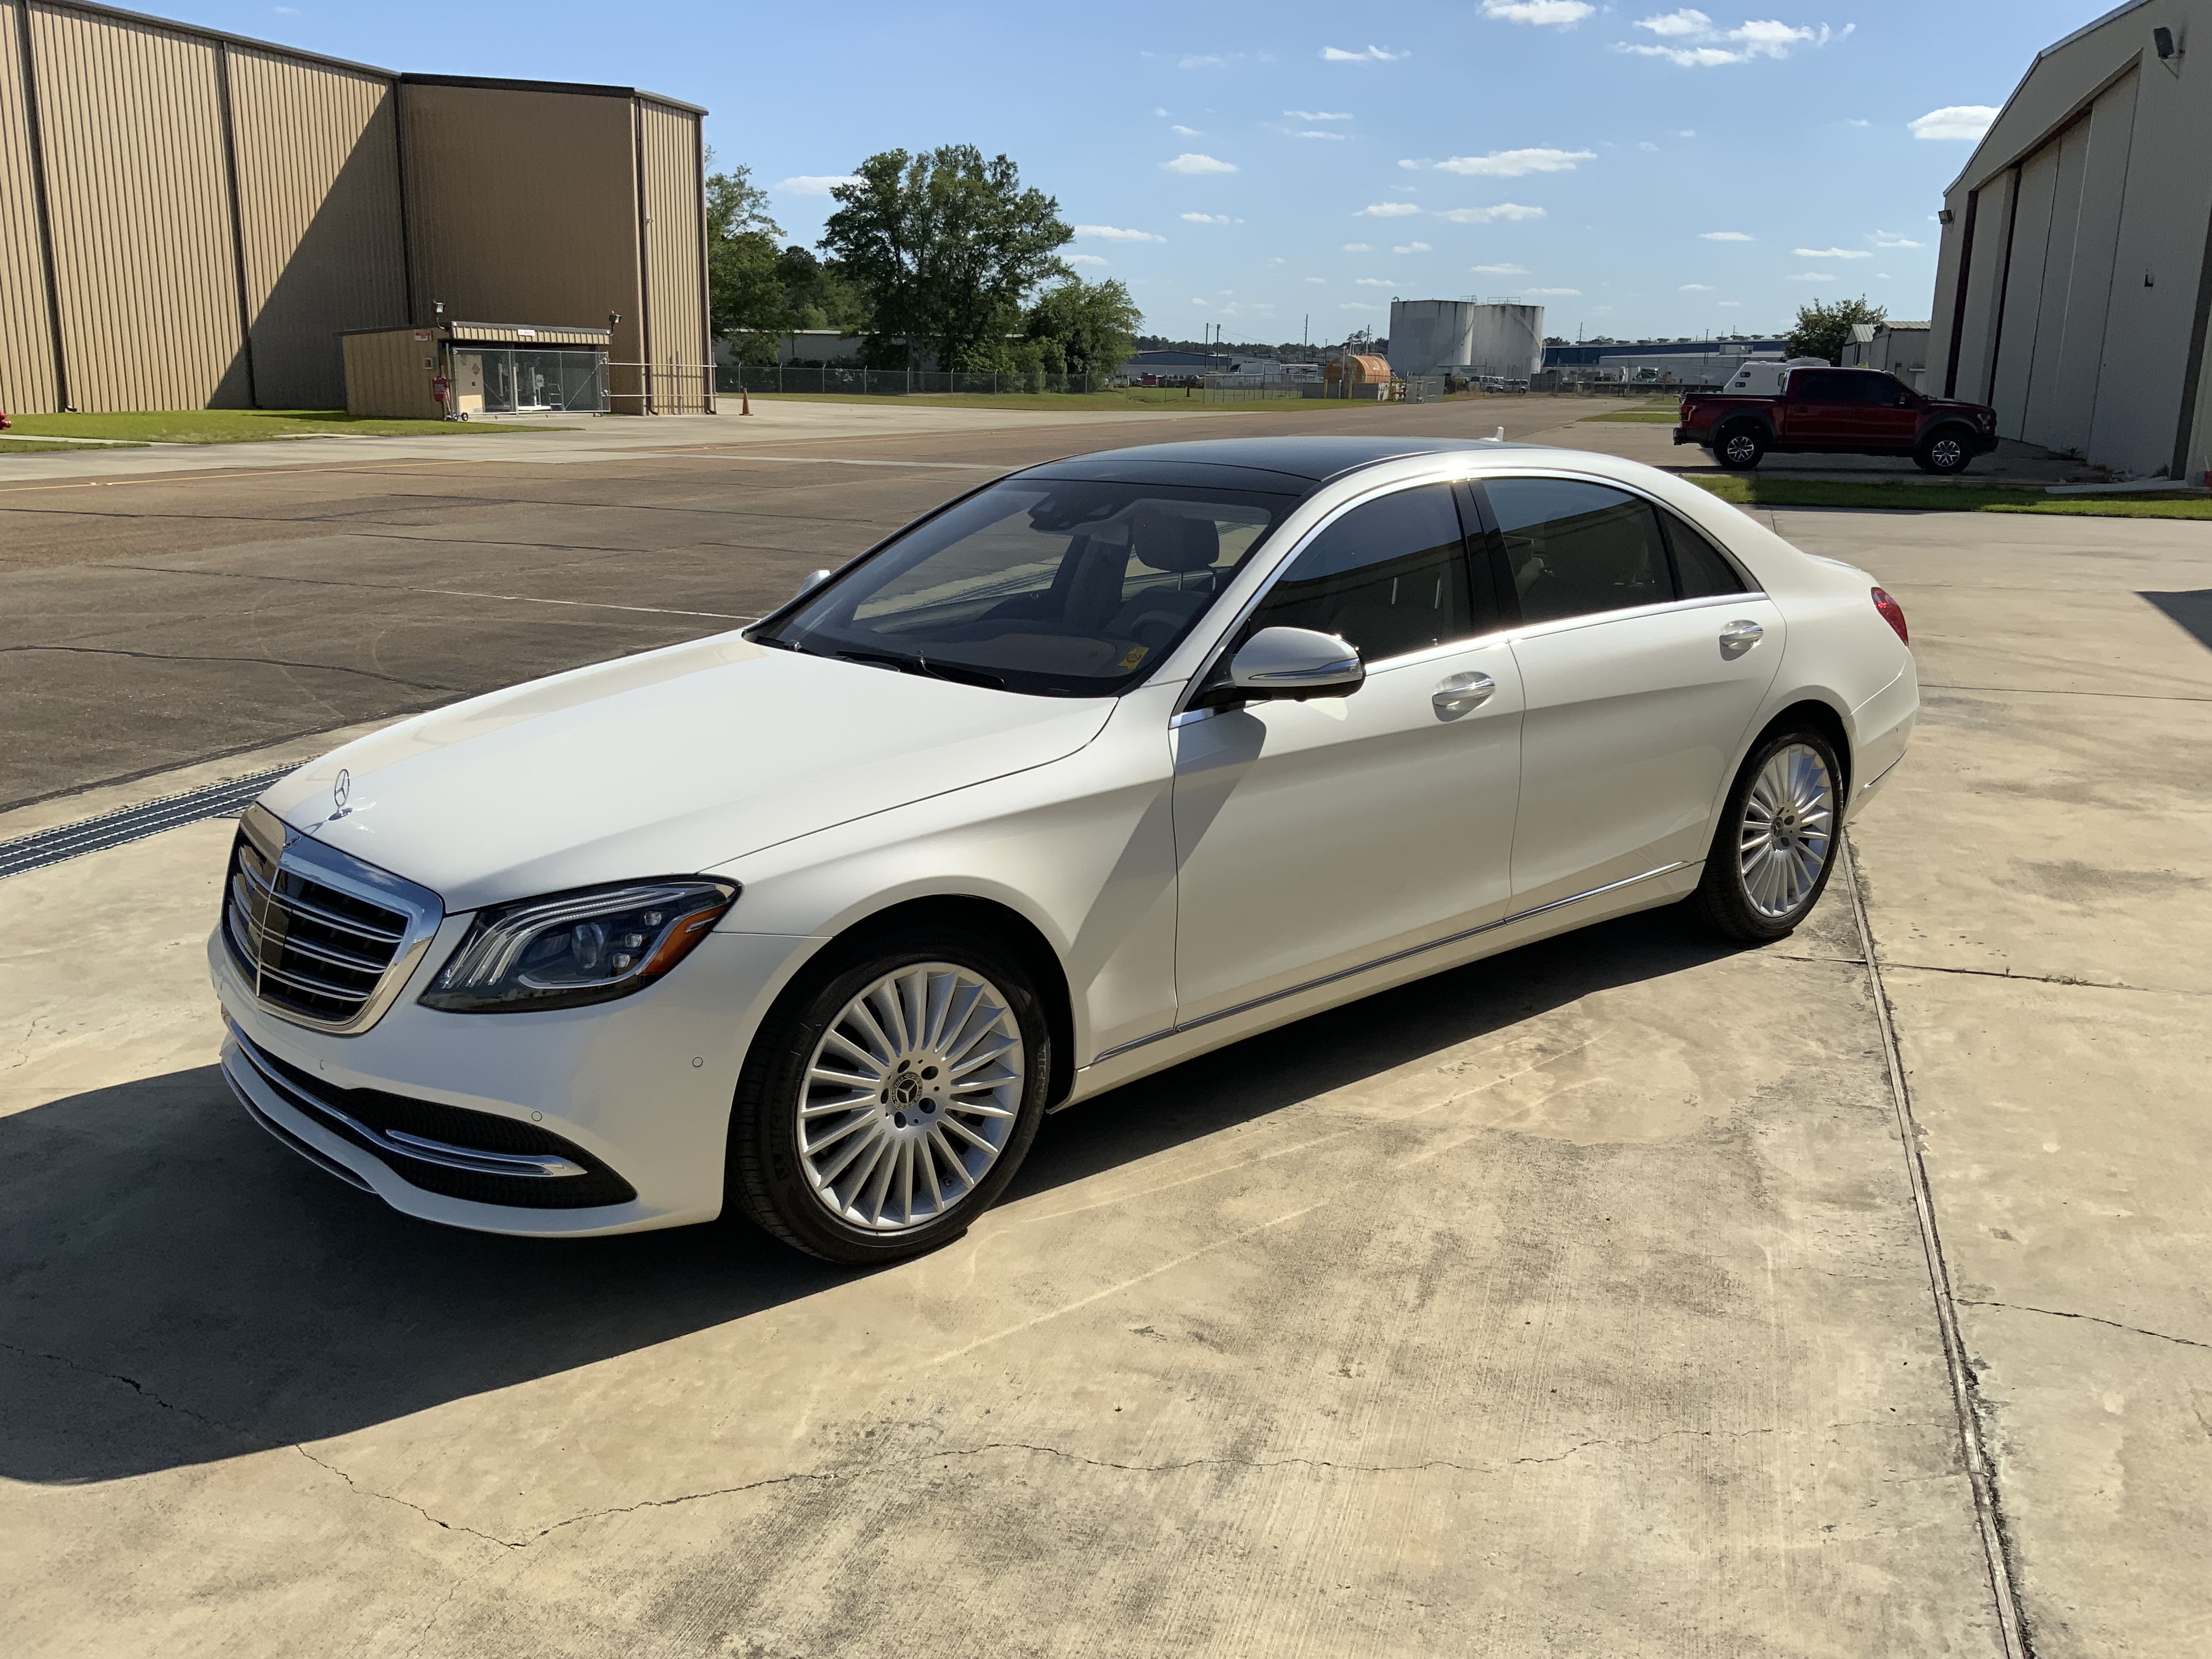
[1914,426,1974,475]
[726,926,1051,1263]
[1690,727,1843,943]
[1715,424,1766,471]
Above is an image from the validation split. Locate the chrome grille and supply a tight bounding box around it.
[223,804,442,1034]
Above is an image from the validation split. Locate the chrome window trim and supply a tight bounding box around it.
[1091,859,1693,1065]
[228,804,444,1036]
[1503,588,1773,645]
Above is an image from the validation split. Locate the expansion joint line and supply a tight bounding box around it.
[1843,831,2033,1659]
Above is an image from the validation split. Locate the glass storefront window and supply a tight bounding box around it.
[464,348,608,414]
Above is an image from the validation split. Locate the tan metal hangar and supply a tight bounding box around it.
[0,0,710,416]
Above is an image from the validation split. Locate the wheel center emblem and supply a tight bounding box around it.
[893,1075,922,1106]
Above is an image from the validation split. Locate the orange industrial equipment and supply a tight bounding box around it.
[1324,353,1393,388]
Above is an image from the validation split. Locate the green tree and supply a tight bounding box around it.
[704,155,788,359]
[1025,278,1143,382]
[1786,295,1887,365]
[821,146,1073,371]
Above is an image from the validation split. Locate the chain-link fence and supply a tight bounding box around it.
[715,366,1118,397]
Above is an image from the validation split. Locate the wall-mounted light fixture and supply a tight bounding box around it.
[1938,208,1955,225]
[2154,24,2185,76]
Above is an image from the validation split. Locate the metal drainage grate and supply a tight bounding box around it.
[0,768,294,881]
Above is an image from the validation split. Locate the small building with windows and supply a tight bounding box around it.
[341,322,612,419]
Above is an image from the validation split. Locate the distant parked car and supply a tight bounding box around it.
[213,436,1917,1263]
[1677,366,1999,474]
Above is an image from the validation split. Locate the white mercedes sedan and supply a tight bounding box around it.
[211,436,1916,1262]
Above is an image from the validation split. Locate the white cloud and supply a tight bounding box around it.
[1701,230,1753,241]
[1321,44,1406,61]
[1480,0,1595,24]
[1340,302,1381,311]
[1621,10,1850,67]
[1847,117,1870,127]
[1355,278,1397,287]
[1680,283,1715,290]
[1639,141,1659,151]
[1342,242,1372,252]
[1172,124,1202,137]
[1163,153,1238,174]
[1787,271,1838,281]
[1472,262,1530,275]
[1909,105,1998,142]
[1068,254,1109,266]
[1077,224,1166,242]
[1294,129,1348,139]
[1307,276,1330,284]
[1286,109,1353,120]
[1526,286,1581,295]
[1436,202,1547,223]
[1154,107,1169,117]
[1181,212,1243,224]
[1392,241,1433,253]
[1794,246,1871,259]
[1420,147,1595,176]
[1356,201,1424,217]
[776,174,860,196]
[1178,53,1230,69]
[1871,230,1922,249]
[1718,300,1742,307]
[1677,128,1696,138]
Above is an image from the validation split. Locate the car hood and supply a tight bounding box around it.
[261,635,1115,911]
[1923,397,1993,419]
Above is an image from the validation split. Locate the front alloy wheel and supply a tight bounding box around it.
[728,928,1049,1262]
[1692,730,1841,941]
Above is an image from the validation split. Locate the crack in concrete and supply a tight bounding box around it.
[0,643,456,693]
[290,1444,521,1550]
[1954,1299,2211,1352]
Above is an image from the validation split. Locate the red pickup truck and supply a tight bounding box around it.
[1676,366,2000,475]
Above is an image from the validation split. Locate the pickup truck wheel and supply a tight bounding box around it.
[1716,424,1766,471]
[1915,427,1974,475]
[727,927,1050,1264]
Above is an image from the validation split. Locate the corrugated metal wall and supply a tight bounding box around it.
[0,1,60,414]
[401,81,645,411]
[27,2,249,410]
[637,98,707,412]
[228,48,406,408]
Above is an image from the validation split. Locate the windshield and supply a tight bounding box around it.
[749,478,1299,697]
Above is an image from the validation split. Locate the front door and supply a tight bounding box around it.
[1172,482,1525,1022]
[1477,475,1786,908]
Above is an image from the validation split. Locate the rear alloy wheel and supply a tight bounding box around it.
[1691,730,1841,941]
[1716,424,1766,471]
[727,929,1049,1263]
[1915,427,1974,475]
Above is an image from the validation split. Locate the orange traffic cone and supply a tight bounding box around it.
[741,385,753,416]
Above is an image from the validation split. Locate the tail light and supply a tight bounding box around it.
[1871,586,1909,646]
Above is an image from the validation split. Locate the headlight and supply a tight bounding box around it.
[419,879,738,1013]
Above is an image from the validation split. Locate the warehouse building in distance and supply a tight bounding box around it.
[0,0,710,416]
[1928,0,2211,479]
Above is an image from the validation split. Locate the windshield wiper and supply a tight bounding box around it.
[832,648,1003,690]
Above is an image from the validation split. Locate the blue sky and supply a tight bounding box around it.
[188,1,2104,344]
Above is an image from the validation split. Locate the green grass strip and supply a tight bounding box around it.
[0,436,150,453]
[4,409,571,444]
[1690,475,2212,519]
[1579,408,1681,423]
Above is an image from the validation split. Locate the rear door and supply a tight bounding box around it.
[1475,476,1786,909]
[1782,369,1857,447]
[1854,372,1922,451]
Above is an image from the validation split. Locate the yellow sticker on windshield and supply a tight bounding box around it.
[1118,645,1149,669]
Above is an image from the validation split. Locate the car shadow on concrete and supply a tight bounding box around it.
[0,907,1749,1487]
[2141,589,2212,653]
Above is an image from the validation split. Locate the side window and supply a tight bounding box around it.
[1791,370,1844,402]
[1244,484,1475,662]
[1660,509,1752,599]
[1482,478,1668,625]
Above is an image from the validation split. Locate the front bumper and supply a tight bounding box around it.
[210,922,817,1237]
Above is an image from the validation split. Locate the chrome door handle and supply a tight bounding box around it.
[1718,619,1764,657]
[1432,671,1496,715]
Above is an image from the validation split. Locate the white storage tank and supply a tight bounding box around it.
[1387,300,1545,379]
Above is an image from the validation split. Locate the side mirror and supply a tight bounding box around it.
[1224,626,1364,702]
[794,568,832,601]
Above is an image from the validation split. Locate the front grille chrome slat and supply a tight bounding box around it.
[222,803,443,1035]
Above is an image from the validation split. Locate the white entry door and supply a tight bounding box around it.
[1172,483,1525,1023]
